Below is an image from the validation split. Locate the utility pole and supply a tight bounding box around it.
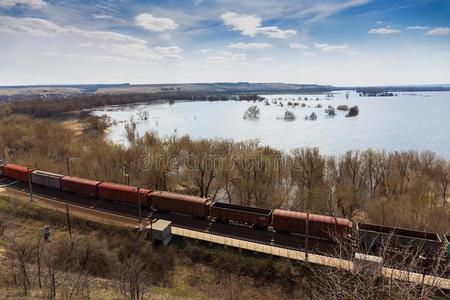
[305,213,309,262]
[137,186,142,226]
[66,204,72,239]
[28,170,33,202]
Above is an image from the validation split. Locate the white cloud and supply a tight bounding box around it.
[0,0,47,9]
[0,16,146,44]
[231,53,247,61]
[406,25,429,30]
[297,0,369,22]
[93,15,114,20]
[368,27,401,35]
[220,11,296,39]
[289,43,307,49]
[205,52,247,63]
[424,27,450,36]
[78,43,94,48]
[43,51,131,63]
[154,46,183,55]
[227,42,272,49]
[256,57,274,61]
[43,51,79,58]
[256,26,297,39]
[220,12,261,36]
[135,14,178,32]
[108,43,183,60]
[0,16,184,62]
[200,48,213,53]
[205,56,228,63]
[315,43,356,54]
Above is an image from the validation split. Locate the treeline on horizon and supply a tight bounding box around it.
[0,110,448,235]
[0,92,266,118]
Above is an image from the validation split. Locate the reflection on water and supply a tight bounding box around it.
[92,91,450,158]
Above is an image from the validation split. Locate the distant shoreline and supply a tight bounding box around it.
[1,82,450,100]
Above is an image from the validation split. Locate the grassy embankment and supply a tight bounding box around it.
[0,193,310,299]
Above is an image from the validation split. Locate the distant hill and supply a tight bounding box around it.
[94,82,335,94]
[1,82,450,100]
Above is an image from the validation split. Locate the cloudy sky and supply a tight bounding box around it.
[0,0,449,86]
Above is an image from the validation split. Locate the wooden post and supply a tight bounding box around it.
[66,204,72,239]
[28,171,33,202]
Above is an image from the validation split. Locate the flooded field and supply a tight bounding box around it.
[92,91,450,158]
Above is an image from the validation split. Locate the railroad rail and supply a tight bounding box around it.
[0,176,449,290]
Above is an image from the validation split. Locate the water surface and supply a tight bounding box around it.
[92,91,450,158]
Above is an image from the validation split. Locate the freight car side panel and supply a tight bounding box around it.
[151,191,210,218]
[61,176,101,198]
[272,209,308,234]
[272,209,352,240]
[3,164,31,182]
[357,222,443,257]
[31,170,64,189]
[98,182,152,207]
[210,202,272,227]
[307,214,352,239]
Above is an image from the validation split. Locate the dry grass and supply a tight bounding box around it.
[0,194,308,299]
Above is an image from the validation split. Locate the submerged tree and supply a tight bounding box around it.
[243,105,260,120]
[284,110,296,121]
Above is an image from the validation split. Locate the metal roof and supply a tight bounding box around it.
[151,219,172,231]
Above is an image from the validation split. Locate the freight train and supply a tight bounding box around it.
[1,163,449,261]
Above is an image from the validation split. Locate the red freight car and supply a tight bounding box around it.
[272,209,352,240]
[151,191,211,218]
[98,182,151,207]
[61,176,101,198]
[3,164,32,182]
[209,202,272,228]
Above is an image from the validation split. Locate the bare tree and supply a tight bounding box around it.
[309,239,449,300]
[114,254,154,300]
[5,238,37,296]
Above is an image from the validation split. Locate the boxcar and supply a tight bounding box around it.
[210,202,272,228]
[151,191,211,218]
[357,222,443,257]
[31,170,64,189]
[272,209,352,240]
[3,164,32,182]
[61,176,101,198]
[98,182,152,207]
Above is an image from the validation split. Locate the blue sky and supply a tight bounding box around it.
[0,0,449,85]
